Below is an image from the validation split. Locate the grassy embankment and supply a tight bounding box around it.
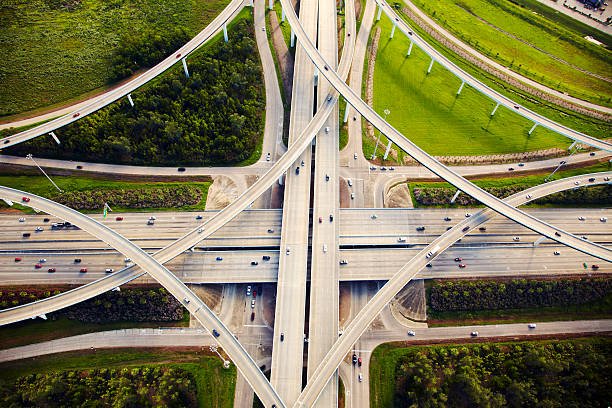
[0,0,230,119]
[0,349,236,408]
[409,0,612,106]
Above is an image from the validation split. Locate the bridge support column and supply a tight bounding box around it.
[181,58,190,78]
[127,93,135,106]
[456,81,465,96]
[568,141,577,150]
[248,0,253,6]
[269,0,274,10]
[2,199,13,206]
[450,189,461,204]
[427,58,434,74]
[533,236,546,247]
[406,41,413,56]
[290,29,295,47]
[390,22,397,38]
[278,174,284,186]
[223,24,228,42]
[383,140,393,160]
[281,7,285,21]
[528,123,538,135]
[49,131,60,144]
[38,314,47,320]
[314,67,318,86]
[343,104,350,123]
[490,103,500,116]
[376,3,383,20]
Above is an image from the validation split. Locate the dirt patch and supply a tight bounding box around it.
[205,176,240,210]
[339,282,351,327]
[262,283,277,328]
[339,178,350,208]
[268,10,294,106]
[188,284,223,312]
[385,182,412,208]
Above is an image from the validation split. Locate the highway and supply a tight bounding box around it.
[0,0,247,150]
[0,187,285,408]
[373,0,612,146]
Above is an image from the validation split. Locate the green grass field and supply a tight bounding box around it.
[0,174,211,213]
[409,0,612,106]
[0,0,230,118]
[0,349,236,408]
[370,16,596,158]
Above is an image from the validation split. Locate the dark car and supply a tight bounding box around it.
[178,167,186,172]
[80,268,87,273]
[212,329,220,337]
[76,165,83,169]
[444,217,451,221]
[358,357,362,366]
[426,263,432,268]
[48,268,56,273]
[352,354,358,365]
[454,257,462,262]
[72,112,80,118]
[588,178,595,182]
[329,214,334,222]
[22,196,30,202]
[462,226,470,232]
[295,167,300,175]
[22,233,31,238]
[478,227,487,231]
[416,226,426,231]
[251,261,258,266]
[74,258,82,263]
[280,333,285,341]
[250,312,255,321]
[43,218,50,222]
[262,255,271,261]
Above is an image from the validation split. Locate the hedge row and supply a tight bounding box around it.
[0,287,184,323]
[428,278,612,312]
[413,184,611,206]
[50,185,203,210]
[1,366,196,407]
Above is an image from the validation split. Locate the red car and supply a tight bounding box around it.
[458,264,467,268]
[116,216,123,221]
[80,268,88,273]
[72,112,80,118]
[47,268,56,273]
[176,53,182,59]
[22,197,30,202]
[34,263,42,269]
[253,290,257,298]
[14,257,22,262]
[358,357,362,366]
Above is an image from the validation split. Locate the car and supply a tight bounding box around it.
[246,286,252,296]
[212,329,220,337]
[147,220,155,225]
[72,112,80,118]
[380,166,387,171]
[250,312,255,321]
[22,233,31,238]
[35,226,43,232]
[560,160,567,165]
[196,215,203,220]
[261,26,265,31]
[319,216,322,223]
[3,139,9,144]
[39,258,47,263]
[370,166,376,171]
[176,53,182,59]
[600,217,607,222]
[592,264,600,270]
[105,268,114,273]
[397,237,406,243]
[578,216,585,221]
[326,94,332,102]
[286,247,291,255]
[80,268,87,273]
[18,217,25,222]
[47,268,56,273]
[554,232,561,237]
[280,333,285,341]
[528,323,537,329]
[251,261,259,266]
[465,213,472,218]
[35,263,42,269]
[426,263,432,268]
[115,216,123,221]
[324,126,330,133]
[350,193,355,200]
[358,357,362,366]
[470,331,479,337]
[444,217,451,221]
[266,152,271,161]
[198,227,204,233]
[358,373,363,382]
[347,179,352,186]
[267,228,275,233]
[590,152,596,156]
[574,181,580,186]
[478,227,487,232]
[262,255,271,261]
[354,153,358,159]
[389,167,395,171]
[74,258,82,263]
[513,236,520,241]
[251,299,256,308]
[371,214,378,219]
[458,263,466,268]
[446,227,452,231]
[43,218,50,222]
[352,354,358,365]
[518,162,525,167]
[339,259,348,265]
[295,167,300,175]
[508,167,514,171]
[124,257,131,263]
[329,214,334,222]
[253,290,257,298]
[454,257,462,262]
[324,65,329,71]
[14,257,22,262]
[526,194,532,199]
[323,244,328,253]
[588,178,596,182]
[22,196,30,203]
[582,236,588,240]
[408,330,416,336]
[149,216,156,220]
[462,226,470,232]
[605,177,610,181]
[416,226,425,231]
[178,167,186,172]
[553,251,560,255]
[301,160,305,167]
[325,174,330,181]
[76,165,83,169]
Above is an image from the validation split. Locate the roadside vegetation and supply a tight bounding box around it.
[408,0,612,105]
[5,15,265,167]
[0,349,236,408]
[370,338,611,408]
[0,175,211,213]
[427,278,612,325]
[0,0,230,118]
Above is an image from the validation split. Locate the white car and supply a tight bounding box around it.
[354,153,358,160]
[350,193,355,200]
[465,213,472,218]
[39,258,47,263]
[528,323,537,329]
[578,216,585,221]
[324,126,330,133]
[35,226,44,232]
[251,299,256,309]
[600,217,607,222]
[347,179,352,186]
[246,285,252,296]
[513,236,520,241]
[408,330,416,336]
[286,247,291,255]
[149,216,156,220]
[358,373,363,382]
[198,227,204,233]
[18,217,25,222]
[526,194,532,199]
[105,268,114,273]
[323,244,328,253]
[397,237,406,243]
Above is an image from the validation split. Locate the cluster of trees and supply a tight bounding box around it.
[392,339,611,407]
[43,0,82,11]
[0,287,184,323]
[51,185,203,210]
[1,366,196,407]
[7,20,265,167]
[110,27,191,81]
[412,184,611,207]
[429,278,611,312]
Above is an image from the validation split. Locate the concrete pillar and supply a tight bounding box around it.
[181,58,189,78]
[568,141,577,150]
[427,58,435,74]
[390,23,397,39]
[528,123,538,135]
[314,67,318,86]
[2,199,13,206]
[38,314,47,320]
[282,7,285,22]
[383,140,393,160]
[127,93,135,107]
[269,0,274,10]
[456,81,465,96]
[278,174,284,186]
[533,236,546,247]
[343,104,350,123]
[223,24,228,42]
[49,131,60,144]
[291,29,295,47]
[407,41,413,56]
[376,3,383,20]
[490,103,500,116]
[450,190,461,204]
[248,0,253,6]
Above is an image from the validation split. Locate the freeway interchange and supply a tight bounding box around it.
[1,0,611,407]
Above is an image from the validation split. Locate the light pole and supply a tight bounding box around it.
[372,109,390,160]
[26,154,62,192]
